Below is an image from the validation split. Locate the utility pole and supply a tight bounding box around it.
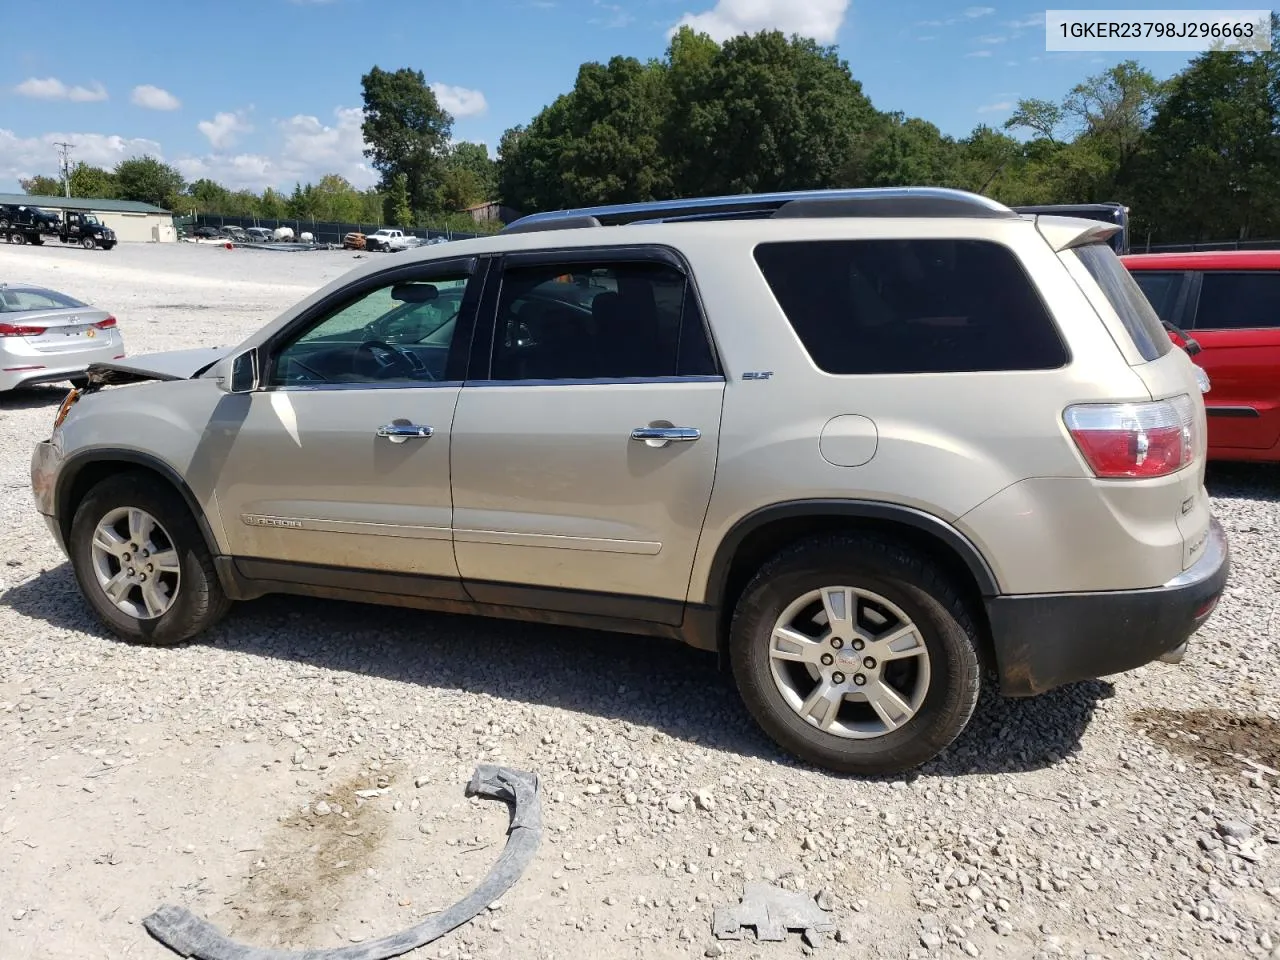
[54,141,75,197]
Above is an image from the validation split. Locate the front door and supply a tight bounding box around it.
[213,260,480,586]
[450,250,725,618]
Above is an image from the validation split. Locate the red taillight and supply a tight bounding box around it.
[0,322,47,337]
[1064,396,1197,479]
[93,316,117,329]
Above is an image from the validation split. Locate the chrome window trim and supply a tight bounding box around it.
[462,375,725,388]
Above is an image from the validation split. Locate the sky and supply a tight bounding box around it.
[0,0,1216,195]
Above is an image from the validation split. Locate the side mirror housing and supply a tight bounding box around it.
[221,350,259,393]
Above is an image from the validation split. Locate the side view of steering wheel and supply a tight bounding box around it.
[354,339,432,379]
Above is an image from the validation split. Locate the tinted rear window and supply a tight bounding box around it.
[1074,243,1172,361]
[1194,272,1280,330]
[752,238,1068,375]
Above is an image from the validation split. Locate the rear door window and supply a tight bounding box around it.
[1193,273,1280,330]
[1072,243,1172,361]
[1130,271,1186,326]
[752,238,1068,375]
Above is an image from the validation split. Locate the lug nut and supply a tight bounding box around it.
[863,657,877,669]
[821,653,834,666]
[852,639,865,651]
[832,672,846,685]
[138,573,147,582]
[830,638,844,650]
[147,564,154,573]
[854,674,867,687]
[122,552,131,562]
[142,549,150,558]
[127,568,136,577]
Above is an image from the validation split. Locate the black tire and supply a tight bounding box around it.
[81,236,96,250]
[68,473,231,646]
[729,534,982,776]
[11,233,25,246]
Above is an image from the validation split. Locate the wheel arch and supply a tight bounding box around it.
[698,500,1001,660]
[57,449,226,572]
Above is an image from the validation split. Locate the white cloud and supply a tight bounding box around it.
[978,101,1014,113]
[670,0,850,43]
[177,106,377,191]
[965,6,995,17]
[198,110,254,149]
[966,49,993,57]
[14,77,108,102]
[131,84,181,111]
[1005,13,1045,28]
[978,33,1007,44]
[429,83,489,119]
[0,128,161,185]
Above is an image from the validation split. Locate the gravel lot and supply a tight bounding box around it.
[1,241,1278,960]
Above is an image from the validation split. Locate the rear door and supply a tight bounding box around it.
[1187,270,1280,452]
[449,246,725,618]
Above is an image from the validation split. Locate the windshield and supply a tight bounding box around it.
[1071,242,1172,362]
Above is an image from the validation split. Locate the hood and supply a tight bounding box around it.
[84,345,233,388]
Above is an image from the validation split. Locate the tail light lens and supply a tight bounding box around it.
[1064,395,1197,479]
[0,322,47,337]
[93,316,117,329]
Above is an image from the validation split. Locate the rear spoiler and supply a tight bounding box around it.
[1030,215,1124,253]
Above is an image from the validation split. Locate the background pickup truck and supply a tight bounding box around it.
[364,229,423,253]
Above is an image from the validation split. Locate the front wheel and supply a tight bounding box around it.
[68,474,232,645]
[81,236,96,249]
[729,535,982,776]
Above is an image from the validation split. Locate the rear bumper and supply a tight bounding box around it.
[986,517,1230,697]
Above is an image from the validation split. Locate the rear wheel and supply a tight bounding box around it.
[729,534,982,776]
[68,474,231,646]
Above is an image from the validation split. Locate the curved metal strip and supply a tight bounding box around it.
[143,765,542,960]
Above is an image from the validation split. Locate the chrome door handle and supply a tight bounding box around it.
[376,423,433,444]
[631,426,701,445]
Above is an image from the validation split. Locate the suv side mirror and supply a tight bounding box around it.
[222,350,259,394]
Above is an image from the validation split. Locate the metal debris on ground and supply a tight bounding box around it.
[713,881,837,944]
[142,764,542,960]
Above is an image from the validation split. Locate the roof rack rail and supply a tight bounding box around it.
[501,187,1017,234]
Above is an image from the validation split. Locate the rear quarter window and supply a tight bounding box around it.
[1073,243,1172,361]
[752,238,1068,374]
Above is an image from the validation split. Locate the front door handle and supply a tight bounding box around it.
[631,426,701,447]
[376,422,434,444]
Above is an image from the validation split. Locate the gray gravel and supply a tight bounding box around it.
[1,241,1278,960]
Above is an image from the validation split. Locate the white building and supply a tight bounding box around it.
[0,193,177,243]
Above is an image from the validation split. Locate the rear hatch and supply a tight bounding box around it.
[1046,221,1212,573]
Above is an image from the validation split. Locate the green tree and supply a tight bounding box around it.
[114,155,186,208]
[68,163,117,199]
[310,174,364,221]
[447,141,497,201]
[862,114,958,187]
[259,187,286,219]
[188,178,232,212]
[384,172,412,227]
[18,175,63,196]
[361,66,454,218]
[1132,40,1280,242]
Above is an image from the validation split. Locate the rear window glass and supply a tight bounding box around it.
[0,287,88,312]
[1194,272,1280,330]
[1073,243,1172,361]
[1130,271,1185,325]
[752,238,1068,375]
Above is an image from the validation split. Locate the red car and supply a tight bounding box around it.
[1123,250,1280,463]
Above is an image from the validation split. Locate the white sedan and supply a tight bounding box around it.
[0,284,126,392]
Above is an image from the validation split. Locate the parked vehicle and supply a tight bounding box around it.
[1124,249,1280,462]
[364,228,421,252]
[0,283,125,392]
[190,226,221,240]
[245,227,273,243]
[343,232,367,250]
[0,204,63,246]
[219,226,249,243]
[2,207,116,249]
[30,187,1228,775]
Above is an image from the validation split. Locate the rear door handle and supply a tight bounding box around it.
[376,423,434,444]
[631,426,700,446]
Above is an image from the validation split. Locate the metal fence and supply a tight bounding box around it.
[1140,238,1280,253]
[182,214,482,246]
